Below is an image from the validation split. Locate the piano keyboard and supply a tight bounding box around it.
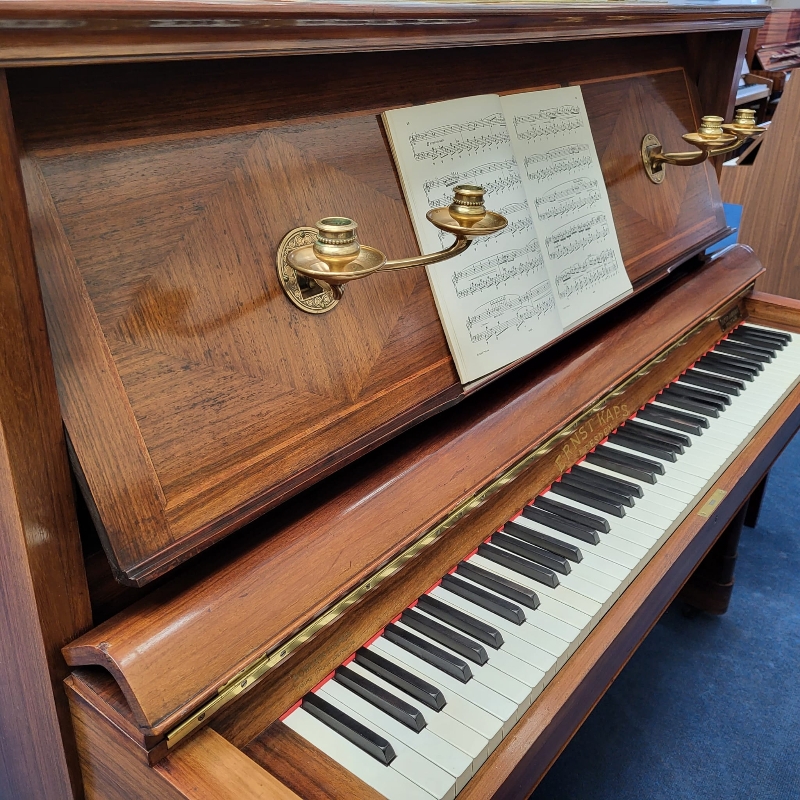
[280,324,800,800]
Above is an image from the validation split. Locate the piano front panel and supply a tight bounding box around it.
[13,33,729,585]
[62,297,800,800]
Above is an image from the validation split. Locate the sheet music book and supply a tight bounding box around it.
[383,86,631,384]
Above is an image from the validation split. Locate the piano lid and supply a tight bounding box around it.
[17,35,729,585]
[62,246,763,738]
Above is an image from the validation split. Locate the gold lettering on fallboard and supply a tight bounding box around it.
[552,400,632,475]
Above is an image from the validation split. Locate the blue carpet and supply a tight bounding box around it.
[532,433,800,800]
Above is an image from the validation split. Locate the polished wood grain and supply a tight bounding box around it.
[245,720,382,800]
[0,2,768,67]
[67,675,296,800]
[17,40,729,585]
[732,76,800,299]
[756,8,800,48]
[66,293,800,798]
[62,247,762,739]
[0,69,91,800]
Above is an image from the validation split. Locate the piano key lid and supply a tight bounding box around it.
[276,184,507,313]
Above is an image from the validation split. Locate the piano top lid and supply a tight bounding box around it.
[18,40,732,585]
[62,245,764,739]
[0,0,770,67]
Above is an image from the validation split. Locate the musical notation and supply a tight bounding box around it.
[452,239,544,297]
[524,144,593,184]
[555,249,619,299]
[545,213,609,261]
[410,114,510,162]
[466,283,556,343]
[534,178,602,221]
[513,105,583,142]
[423,161,521,209]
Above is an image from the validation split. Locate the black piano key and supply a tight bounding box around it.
[666,383,729,408]
[303,692,397,765]
[696,354,756,381]
[680,369,743,396]
[608,430,678,462]
[334,665,427,733]
[662,383,726,410]
[570,463,644,498]
[706,349,763,373]
[492,531,570,576]
[503,520,583,561]
[355,648,446,711]
[622,418,691,448]
[401,608,488,665]
[560,471,634,506]
[533,495,611,533]
[716,339,773,363]
[520,506,600,544]
[550,478,628,515]
[585,449,658,484]
[384,623,473,683]
[457,561,542,609]
[614,423,684,452]
[478,542,573,589]
[640,403,708,431]
[735,325,790,346]
[729,329,782,352]
[441,574,527,624]
[656,391,720,418]
[595,444,665,476]
[416,594,504,649]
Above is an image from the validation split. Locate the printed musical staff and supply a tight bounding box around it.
[410,114,511,162]
[545,213,609,260]
[555,249,620,299]
[452,239,544,297]
[524,144,593,184]
[534,178,602,221]
[513,104,583,142]
[466,284,556,343]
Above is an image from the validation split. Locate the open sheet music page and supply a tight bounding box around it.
[501,86,633,329]
[383,95,563,384]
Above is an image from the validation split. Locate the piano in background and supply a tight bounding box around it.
[1,2,798,798]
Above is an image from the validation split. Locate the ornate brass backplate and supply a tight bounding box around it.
[641,133,665,184]
[277,226,342,314]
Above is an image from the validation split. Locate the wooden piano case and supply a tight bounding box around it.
[3,3,800,799]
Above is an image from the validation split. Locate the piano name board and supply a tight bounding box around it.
[554,402,631,473]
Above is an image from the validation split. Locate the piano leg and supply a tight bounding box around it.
[680,504,748,615]
[744,474,769,528]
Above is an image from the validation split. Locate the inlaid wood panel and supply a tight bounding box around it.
[15,38,727,586]
[62,248,761,738]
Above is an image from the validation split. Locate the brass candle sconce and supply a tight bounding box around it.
[642,109,766,185]
[277,185,507,314]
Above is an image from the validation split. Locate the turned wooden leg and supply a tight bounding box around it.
[680,504,747,615]
[744,474,768,528]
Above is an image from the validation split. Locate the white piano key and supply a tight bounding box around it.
[318,681,467,797]
[393,619,541,702]
[468,553,598,624]
[345,661,493,762]
[428,587,573,668]
[284,707,434,800]
[369,638,521,733]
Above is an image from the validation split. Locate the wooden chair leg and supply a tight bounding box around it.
[680,504,747,615]
[744,474,768,528]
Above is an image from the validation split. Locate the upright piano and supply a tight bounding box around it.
[1,2,798,799]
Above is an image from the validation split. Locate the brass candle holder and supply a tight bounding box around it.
[277,185,507,313]
[642,109,766,184]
